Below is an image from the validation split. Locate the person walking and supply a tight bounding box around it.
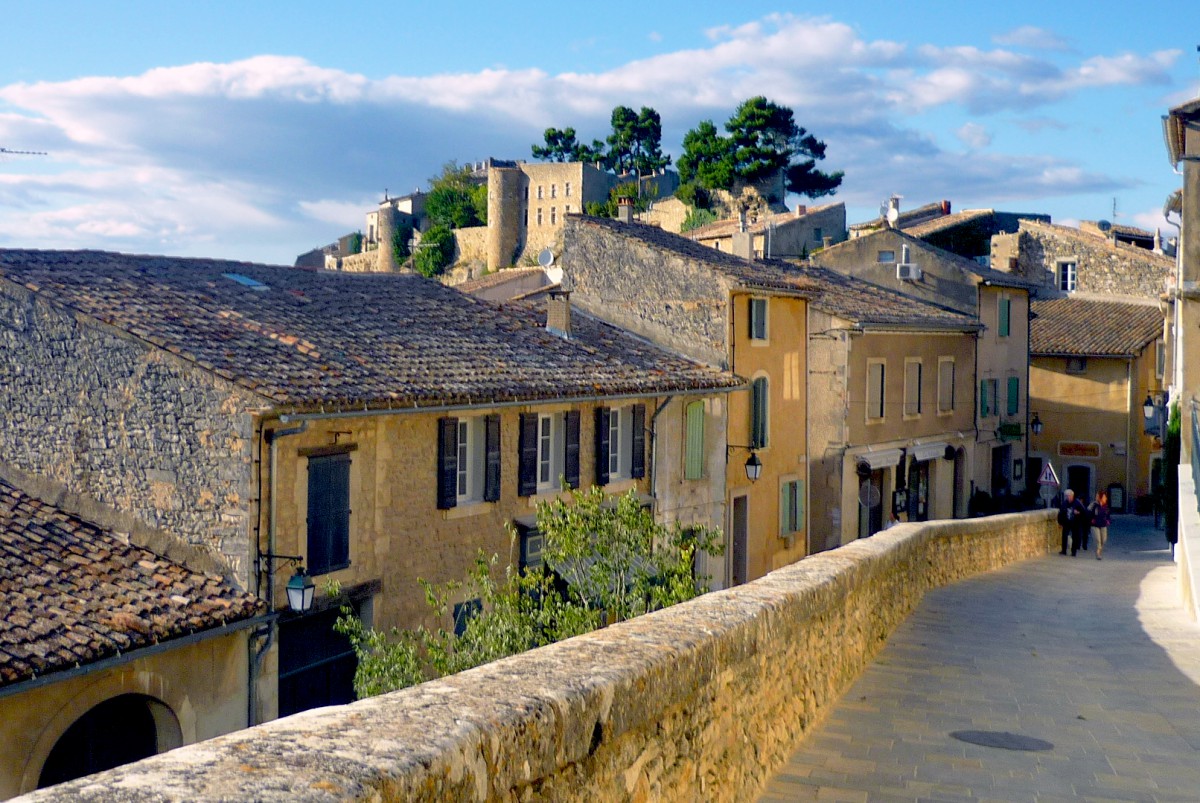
[1088,490,1111,560]
[1058,488,1089,556]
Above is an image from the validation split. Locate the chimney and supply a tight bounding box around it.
[940,200,951,215]
[546,289,571,338]
[795,204,807,217]
[822,236,833,250]
[1154,228,1163,254]
[732,231,754,260]
[617,196,635,224]
[737,208,748,233]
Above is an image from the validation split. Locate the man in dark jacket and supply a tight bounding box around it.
[1057,488,1089,556]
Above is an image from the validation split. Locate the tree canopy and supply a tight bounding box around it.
[531,106,670,175]
[334,486,722,698]
[424,161,487,229]
[677,96,842,199]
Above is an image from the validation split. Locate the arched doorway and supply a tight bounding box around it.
[1066,464,1093,502]
[38,694,180,789]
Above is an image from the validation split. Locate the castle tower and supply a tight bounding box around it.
[376,201,398,273]
[487,166,525,271]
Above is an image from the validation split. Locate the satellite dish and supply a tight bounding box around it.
[1096,219,1112,232]
[858,480,881,509]
[886,205,900,226]
[537,248,555,268]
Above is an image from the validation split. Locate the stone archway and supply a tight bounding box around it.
[37,694,180,790]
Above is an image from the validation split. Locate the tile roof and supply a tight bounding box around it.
[568,216,976,331]
[791,265,981,331]
[0,478,263,688]
[1018,220,1175,269]
[850,201,947,232]
[0,249,738,412]
[569,215,821,295]
[683,203,841,241]
[902,208,994,238]
[1030,298,1162,357]
[455,266,549,295]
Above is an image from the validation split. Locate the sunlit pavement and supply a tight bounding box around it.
[759,515,1200,802]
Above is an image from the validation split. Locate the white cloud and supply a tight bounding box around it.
[0,13,1180,261]
[956,122,992,149]
[992,26,1071,52]
[647,31,662,43]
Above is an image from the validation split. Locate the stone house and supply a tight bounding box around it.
[1164,98,1200,466]
[991,218,1174,301]
[560,215,816,581]
[1028,298,1165,509]
[0,249,739,720]
[850,199,1050,264]
[685,203,847,259]
[817,229,1037,507]
[0,479,263,800]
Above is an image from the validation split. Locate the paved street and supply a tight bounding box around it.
[759,515,1200,802]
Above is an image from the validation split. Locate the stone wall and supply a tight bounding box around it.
[327,250,379,274]
[0,282,264,587]
[999,220,1173,299]
[17,511,1059,802]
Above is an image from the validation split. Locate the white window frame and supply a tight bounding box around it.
[550,184,557,199]
[537,185,544,200]
[550,206,557,225]
[536,208,543,226]
[565,181,572,197]
[866,359,886,421]
[937,357,955,414]
[537,413,564,491]
[608,406,634,479]
[877,250,896,263]
[780,477,803,534]
[749,297,768,342]
[1057,260,1077,292]
[456,417,486,503]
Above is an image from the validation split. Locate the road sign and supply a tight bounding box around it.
[1037,462,1060,486]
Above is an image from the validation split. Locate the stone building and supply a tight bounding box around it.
[1028,298,1165,509]
[685,202,847,259]
[991,218,1174,301]
[0,479,263,800]
[0,249,738,720]
[851,199,1050,264]
[817,229,1037,507]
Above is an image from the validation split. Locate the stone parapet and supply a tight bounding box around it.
[16,511,1058,802]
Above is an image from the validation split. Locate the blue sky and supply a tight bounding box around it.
[1,1,1197,263]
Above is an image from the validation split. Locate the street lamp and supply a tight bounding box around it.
[1143,395,1156,420]
[744,452,763,482]
[285,568,316,614]
[1030,413,1044,436]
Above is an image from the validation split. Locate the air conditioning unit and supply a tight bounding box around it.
[896,263,922,281]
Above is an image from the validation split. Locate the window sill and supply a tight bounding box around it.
[444,500,493,520]
[309,561,351,577]
[902,413,921,421]
[603,478,638,495]
[865,418,886,425]
[528,488,574,507]
[748,339,770,347]
[937,410,955,417]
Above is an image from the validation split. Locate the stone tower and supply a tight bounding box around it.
[376,201,398,273]
[487,166,525,271]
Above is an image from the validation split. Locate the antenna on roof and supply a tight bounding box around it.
[0,147,47,158]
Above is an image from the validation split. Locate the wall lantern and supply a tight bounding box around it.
[285,568,316,613]
[728,445,763,483]
[1030,413,1044,436]
[1143,395,1156,420]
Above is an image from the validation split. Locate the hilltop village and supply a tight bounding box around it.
[1,98,1193,800]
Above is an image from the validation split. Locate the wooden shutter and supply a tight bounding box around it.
[594,407,611,486]
[437,417,458,510]
[1006,377,1020,417]
[484,414,501,502]
[684,401,704,480]
[630,404,646,479]
[564,410,581,489]
[979,379,989,417]
[998,298,1011,337]
[518,413,538,497]
[307,452,351,573]
[751,378,768,448]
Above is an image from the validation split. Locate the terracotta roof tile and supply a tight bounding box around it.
[902,208,994,238]
[683,203,840,240]
[1030,298,1161,356]
[0,479,263,688]
[0,249,739,411]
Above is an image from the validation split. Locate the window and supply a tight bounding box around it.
[550,184,557,198]
[1156,341,1166,379]
[1065,356,1087,374]
[537,185,544,200]
[452,599,482,637]
[748,297,768,341]
[1006,376,1020,417]
[564,204,570,213]
[937,358,955,413]
[550,206,557,225]
[780,479,804,534]
[438,416,500,508]
[877,250,895,263]
[595,405,645,484]
[998,297,1011,337]
[520,411,579,495]
[523,208,528,226]
[1057,260,1077,292]
[684,401,705,480]
[565,181,572,197]
[812,227,823,244]
[536,208,543,226]
[904,360,922,417]
[307,452,351,574]
[866,360,885,420]
[979,378,1000,417]
[750,377,769,448]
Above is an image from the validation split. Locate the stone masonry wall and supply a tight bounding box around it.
[18,510,1059,802]
[0,282,264,587]
[561,218,732,368]
[1005,220,1173,299]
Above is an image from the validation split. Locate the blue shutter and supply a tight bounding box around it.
[437,418,457,510]
[630,404,646,479]
[594,407,610,486]
[517,413,538,497]
[307,452,351,574]
[484,414,501,502]
[564,410,581,489]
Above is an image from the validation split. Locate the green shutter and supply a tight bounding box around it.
[1007,376,1020,416]
[998,298,1011,337]
[779,480,804,534]
[684,402,704,480]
